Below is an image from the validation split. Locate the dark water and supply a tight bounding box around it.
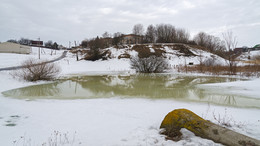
[2,74,259,108]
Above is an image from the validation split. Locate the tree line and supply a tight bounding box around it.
[81,24,238,74]
[6,38,60,49]
[81,23,227,55]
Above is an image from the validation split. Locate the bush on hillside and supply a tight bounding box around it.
[12,58,61,81]
[130,55,170,73]
[83,37,110,61]
[84,49,111,61]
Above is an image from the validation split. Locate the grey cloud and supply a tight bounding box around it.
[0,0,259,46]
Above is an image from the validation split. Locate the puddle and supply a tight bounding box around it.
[2,74,259,108]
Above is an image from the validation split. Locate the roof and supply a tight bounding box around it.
[253,44,260,48]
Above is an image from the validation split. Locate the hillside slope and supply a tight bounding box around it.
[103,44,226,66]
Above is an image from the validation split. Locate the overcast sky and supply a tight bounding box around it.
[0,0,259,47]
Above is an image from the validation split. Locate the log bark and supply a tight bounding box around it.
[160,109,260,146]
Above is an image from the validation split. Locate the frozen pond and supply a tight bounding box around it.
[2,74,259,108]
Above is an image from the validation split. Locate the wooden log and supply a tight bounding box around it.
[160,109,260,146]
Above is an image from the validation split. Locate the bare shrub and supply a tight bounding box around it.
[212,109,245,128]
[130,55,169,73]
[213,109,232,127]
[132,23,144,35]
[222,30,238,75]
[12,58,61,81]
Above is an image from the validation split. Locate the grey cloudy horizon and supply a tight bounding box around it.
[0,0,259,47]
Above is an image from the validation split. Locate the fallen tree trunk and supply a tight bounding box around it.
[160,109,260,146]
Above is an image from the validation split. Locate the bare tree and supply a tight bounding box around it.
[144,24,156,43]
[81,40,88,48]
[176,28,190,43]
[102,31,111,38]
[155,24,176,43]
[197,50,204,72]
[194,32,208,47]
[132,24,144,35]
[222,30,238,74]
[18,37,31,45]
[222,30,237,51]
[112,32,122,46]
[45,40,53,48]
[193,32,225,56]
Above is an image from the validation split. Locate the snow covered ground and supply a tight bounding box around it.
[200,78,260,99]
[0,47,260,146]
[0,47,63,68]
[238,50,260,61]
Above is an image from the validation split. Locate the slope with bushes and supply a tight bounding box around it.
[94,44,227,67]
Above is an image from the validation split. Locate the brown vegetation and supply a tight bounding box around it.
[245,54,260,64]
[175,44,196,57]
[244,60,260,65]
[132,45,166,58]
[178,64,260,77]
[84,49,111,61]
[12,58,61,81]
[118,53,130,59]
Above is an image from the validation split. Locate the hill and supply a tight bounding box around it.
[93,43,226,67]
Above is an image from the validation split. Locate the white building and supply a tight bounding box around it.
[0,42,32,54]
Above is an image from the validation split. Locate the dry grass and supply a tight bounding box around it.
[132,45,152,58]
[178,64,260,77]
[132,45,166,58]
[154,48,166,57]
[188,44,208,51]
[244,60,260,64]
[152,44,163,49]
[166,44,196,56]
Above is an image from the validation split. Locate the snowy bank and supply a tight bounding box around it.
[200,78,260,99]
[0,46,260,146]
